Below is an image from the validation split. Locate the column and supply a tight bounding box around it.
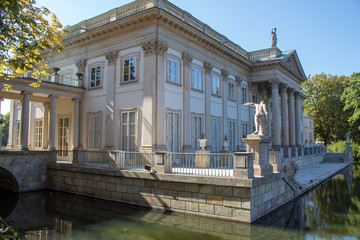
[104,51,118,150]
[236,76,243,150]
[288,88,296,146]
[295,92,302,145]
[271,80,281,148]
[141,40,168,151]
[7,100,14,147]
[203,62,213,150]
[42,102,50,149]
[182,52,193,152]
[20,91,32,150]
[72,98,80,149]
[221,70,229,147]
[280,85,289,146]
[49,95,58,150]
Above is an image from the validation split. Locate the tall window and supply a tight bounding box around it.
[121,111,136,151]
[241,87,247,103]
[212,75,221,96]
[192,115,203,151]
[228,120,236,152]
[252,91,258,103]
[228,82,235,100]
[58,117,70,156]
[167,112,180,152]
[242,121,249,138]
[90,66,102,88]
[192,68,202,90]
[123,57,137,83]
[212,118,221,152]
[88,115,101,149]
[34,119,43,148]
[168,59,180,84]
[15,121,20,148]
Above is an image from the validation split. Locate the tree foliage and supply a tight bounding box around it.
[0,0,66,90]
[302,73,350,145]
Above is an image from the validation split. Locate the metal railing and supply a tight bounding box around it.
[111,151,155,171]
[167,152,233,177]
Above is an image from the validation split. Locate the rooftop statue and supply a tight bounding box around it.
[244,101,268,136]
[271,28,277,48]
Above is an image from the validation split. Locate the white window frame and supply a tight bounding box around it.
[241,87,247,104]
[191,67,202,91]
[88,62,104,89]
[167,56,181,85]
[228,81,235,100]
[121,53,139,84]
[57,114,71,157]
[228,119,236,152]
[192,114,203,151]
[212,117,221,152]
[34,118,43,148]
[87,112,102,150]
[166,110,181,152]
[120,109,138,152]
[212,75,221,96]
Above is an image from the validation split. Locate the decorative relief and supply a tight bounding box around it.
[182,52,193,67]
[235,76,243,85]
[76,59,87,73]
[284,58,296,72]
[105,50,118,65]
[203,62,213,73]
[221,70,229,79]
[142,40,168,56]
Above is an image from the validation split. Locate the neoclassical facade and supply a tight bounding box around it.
[3,0,307,158]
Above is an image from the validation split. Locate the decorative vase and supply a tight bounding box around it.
[198,139,207,151]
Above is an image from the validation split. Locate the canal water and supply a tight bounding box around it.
[1,164,359,240]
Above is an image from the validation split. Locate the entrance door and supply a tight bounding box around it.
[58,117,70,161]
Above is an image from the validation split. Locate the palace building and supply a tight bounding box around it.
[3,0,307,158]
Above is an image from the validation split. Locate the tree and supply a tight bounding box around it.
[0,112,9,147]
[0,0,66,90]
[342,72,360,144]
[302,73,350,145]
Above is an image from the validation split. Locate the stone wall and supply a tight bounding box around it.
[290,155,324,170]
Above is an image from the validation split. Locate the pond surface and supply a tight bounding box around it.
[1,164,359,240]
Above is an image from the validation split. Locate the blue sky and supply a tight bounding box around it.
[1,0,359,114]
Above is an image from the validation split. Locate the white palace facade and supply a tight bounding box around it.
[2,0,308,158]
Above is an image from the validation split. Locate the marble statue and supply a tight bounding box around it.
[346,132,350,144]
[245,101,268,136]
[271,28,277,48]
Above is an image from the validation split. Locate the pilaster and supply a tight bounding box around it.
[42,102,50,149]
[204,62,213,150]
[221,69,229,147]
[49,95,58,150]
[20,91,32,150]
[236,76,243,150]
[182,52,193,152]
[72,98,80,149]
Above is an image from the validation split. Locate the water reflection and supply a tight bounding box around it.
[1,164,359,239]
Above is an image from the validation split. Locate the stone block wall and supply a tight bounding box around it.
[291,155,324,169]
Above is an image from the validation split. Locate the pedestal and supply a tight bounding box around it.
[195,151,210,168]
[243,135,273,177]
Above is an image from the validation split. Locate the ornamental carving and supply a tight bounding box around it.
[203,62,213,73]
[221,70,229,79]
[76,59,87,73]
[284,58,296,71]
[142,40,168,56]
[235,76,243,85]
[105,50,118,65]
[182,52,193,67]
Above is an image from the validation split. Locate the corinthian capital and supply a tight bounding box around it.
[76,59,87,73]
[142,39,168,56]
[203,62,213,73]
[221,70,229,79]
[105,50,118,65]
[182,52,193,67]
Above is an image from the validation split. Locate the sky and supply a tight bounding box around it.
[2,0,359,114]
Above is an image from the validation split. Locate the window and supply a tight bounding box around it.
[58,117,70,156]
[167,112,180,152]
[192,68,202,90]
[228,82,235,100]
[241,87,247,103]
[212,75,221,96]
[123,57,137,83]
[252,91,258,103]
[88,115,101,149]
[192,115,203,151]
[15,121,20,148]
[228,120,236,152]
[121,111,136,151]
[34,119,43,148]
[242,121,249,138]
[212,118,221,152]
[90,66,102,88]
[168,59,180,84]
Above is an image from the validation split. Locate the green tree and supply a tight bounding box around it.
[302,73,350,145]
[0,112,9,147]
[0,0,66,90]
[341,72,360,144]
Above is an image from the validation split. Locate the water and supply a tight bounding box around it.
[1,164,359,240]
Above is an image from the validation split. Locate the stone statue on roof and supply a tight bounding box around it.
[271,28,277,48]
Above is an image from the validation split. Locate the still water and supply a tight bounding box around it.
[1,164,359,240]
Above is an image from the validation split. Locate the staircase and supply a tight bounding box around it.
[323,152,344,163]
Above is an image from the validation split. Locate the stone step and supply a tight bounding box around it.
[323,152,344,163]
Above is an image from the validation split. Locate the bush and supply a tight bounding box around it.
[327,141,360,162]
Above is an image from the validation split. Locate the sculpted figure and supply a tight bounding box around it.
[245,101,268,136]
[271,28,277,48]
[282,160,301,187]
[346,132,350,144]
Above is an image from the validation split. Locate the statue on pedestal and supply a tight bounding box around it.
[271,28,277,48]
[245,101,268,136]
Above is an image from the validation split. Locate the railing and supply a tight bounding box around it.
[167,152,233,177]
[64,0,249,59]
[41,75,83,87]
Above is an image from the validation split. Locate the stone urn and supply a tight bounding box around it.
[223,140,229,152]
[198,139,207,151]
